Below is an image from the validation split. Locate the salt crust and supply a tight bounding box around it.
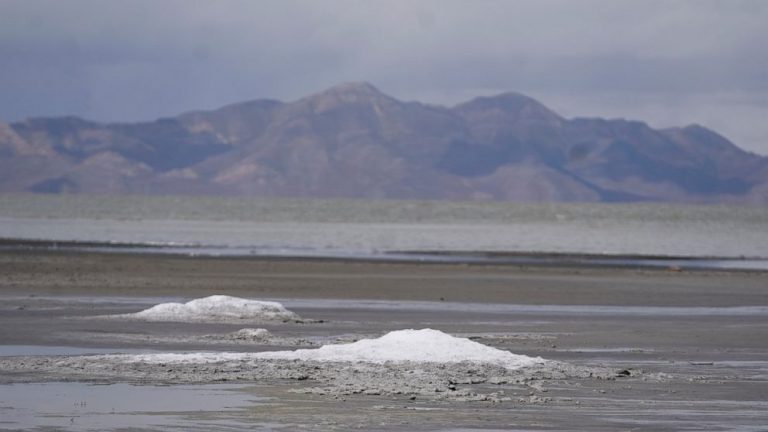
[107,329,543,369]
[128,295,301,323]
[256,329,542,368]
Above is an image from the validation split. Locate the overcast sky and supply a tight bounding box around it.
[1,0,766,154]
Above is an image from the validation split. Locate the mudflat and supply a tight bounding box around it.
[2,250,767,305]
[1,250,767,431]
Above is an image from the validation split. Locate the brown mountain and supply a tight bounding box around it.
[2,82,767,203]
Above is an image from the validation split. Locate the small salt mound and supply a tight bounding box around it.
[130,295,301,323]
[255,328,543,369]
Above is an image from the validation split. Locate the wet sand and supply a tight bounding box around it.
[1,250,767,430]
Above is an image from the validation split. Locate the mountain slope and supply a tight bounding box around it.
[1,82,766,203]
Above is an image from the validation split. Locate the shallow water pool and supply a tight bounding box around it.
[0,382,269,431]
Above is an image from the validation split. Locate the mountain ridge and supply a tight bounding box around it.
[2,82,766,203]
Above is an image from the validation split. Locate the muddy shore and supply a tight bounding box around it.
[2,249,767,305]
[1,250,767,430]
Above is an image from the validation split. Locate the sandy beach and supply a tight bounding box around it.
[1,250,767,430]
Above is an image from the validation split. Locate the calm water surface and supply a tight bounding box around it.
[0,382,269,431]
[0,194,766,260]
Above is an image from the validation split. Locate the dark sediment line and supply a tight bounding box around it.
[1,236,766,272]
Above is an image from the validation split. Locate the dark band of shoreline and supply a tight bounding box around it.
[1,237,766,272]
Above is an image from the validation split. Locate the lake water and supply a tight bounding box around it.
[0,382,268,431]
[0,194,766,268]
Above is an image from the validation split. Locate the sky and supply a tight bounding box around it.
[1,0,767,154]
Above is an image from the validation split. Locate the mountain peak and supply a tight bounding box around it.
[299,82,395,113]
[484,91,539,104]
[328,81,380,93]
[454,91,563,125]
[457,92,555,113]
[313,81,386,99]
[666,124,749,155]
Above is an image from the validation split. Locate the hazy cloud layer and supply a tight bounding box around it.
[1,0,766,153]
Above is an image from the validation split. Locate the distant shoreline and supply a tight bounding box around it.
[2,236,766,272]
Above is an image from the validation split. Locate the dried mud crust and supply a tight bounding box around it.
[58,328,325,347]
[0,355,630,403]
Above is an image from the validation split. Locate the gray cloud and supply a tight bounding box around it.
[1,0,766,153]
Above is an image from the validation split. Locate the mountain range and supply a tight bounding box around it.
[2,82,767,203]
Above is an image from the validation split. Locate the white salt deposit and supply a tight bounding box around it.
[255,329,543,368]
[128,295,301,323]
[102,329,543,369]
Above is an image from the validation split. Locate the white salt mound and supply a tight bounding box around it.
[256,328,544,369]
[104,329,544,369]
[131,295,301,323]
